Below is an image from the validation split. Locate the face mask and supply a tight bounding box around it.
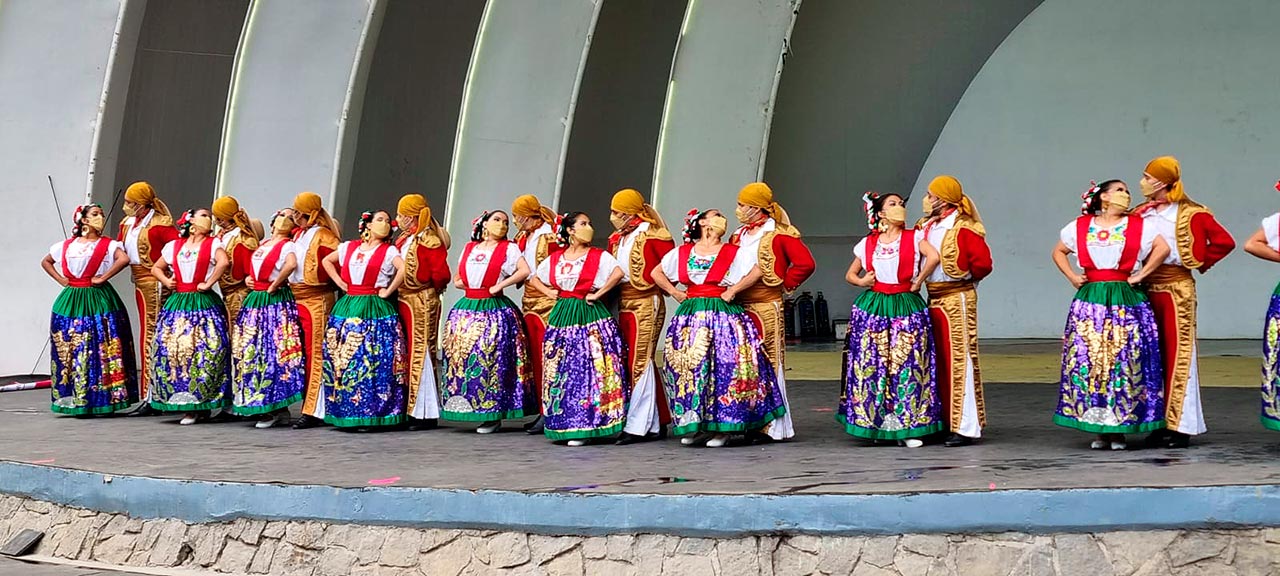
[124,202,141,217]
[573,225,594,244]
[367,221,391,239]
[272,217,295,236]
[921,195,934,214]
[485,219,509,239]
[191,215,213,233]
[704,215,728,236]
[883,205,907,225]
[84,214,105,233]
[1108,191,1131,211]
[610,214,630,230]
[735,206,757,225]
[1140,178,1159,199]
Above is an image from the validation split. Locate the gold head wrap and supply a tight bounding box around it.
[124,181,171,217]
[610,188,667,229]
[737,182,792,227]
[291,191,341,236]
[396,193,443,246]
[927,175,985,234]
[212,196,258,239]
[511,195,557,223]
[1145,156,1187,202]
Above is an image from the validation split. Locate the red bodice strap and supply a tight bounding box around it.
[678,243,740,298]
[1075,215,1143,283]
[459,241,511,299]
[864,230,917,294]
[340,242,391,296]
[173,238,215,293]
[61,238,112,288]
[548,248,602,299]
[253,241,290,287]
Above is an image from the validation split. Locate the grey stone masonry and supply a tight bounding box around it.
[0,495,1272,575]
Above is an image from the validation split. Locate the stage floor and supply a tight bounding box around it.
[2,379,1278,497]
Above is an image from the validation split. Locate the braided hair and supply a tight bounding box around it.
[555,211,587,247]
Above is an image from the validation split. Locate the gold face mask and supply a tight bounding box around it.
[1140,178,1159,199]
[883,205,907,225]
[735,206,759,225]
[485,219,509,239]
[367,220,391,239]
[84,214,105,233]
[704,215,728,237]
[191,215,213,233]
[573,224,595,244]
[272,217,295,236]
[609,214,631,230]
[1108,191,1131,211]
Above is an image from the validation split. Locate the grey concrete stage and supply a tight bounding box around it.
[1,380,1276,498]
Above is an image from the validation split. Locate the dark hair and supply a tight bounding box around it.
[863,192,904,229]
[358,210,395,243]
[1084,179,1124,215]
[177,209,196,239]
[557,211,588,246]
[471,210,507,242]
[71,204,101,238]
[686,210,715,242]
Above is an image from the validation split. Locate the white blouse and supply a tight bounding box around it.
[1262,213,1280,252]
[731,218,776,268]
[1059,217,1157,272]
[535,249,621,292]
[49,238,123,278]
[162,238,225,283]
[521,223,555,271]
[122,210,155,265]
[336,241,400,289]
[659,245,753,287]
[853,232,925,283]
[1140,203,1183,266]
[458,242,523,289]
[250,239,297,283]
[614,222,649,282]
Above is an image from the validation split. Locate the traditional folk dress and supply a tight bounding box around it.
[395,227,450,421]
[1259,213,1280,430]
[1054,216,1166,434]
[291,225,340,419]
[440,241,535,421]
[321,241,408,428]
[536,248,628,441]
[920,211,993,438]
[516,222,562,409]
[731,217,816,439]
[118,210,178,401]
[218,226,258,326]
[660,243,786,435]
[840,230,942,439]
[229,239,305,415]
[609,222,675,436]
[1135,201,1234,436]
[48,238,138,414]
[149,237,231,412]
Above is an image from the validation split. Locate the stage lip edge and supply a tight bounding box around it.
[1,461,1277,536]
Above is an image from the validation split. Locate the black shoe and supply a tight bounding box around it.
[615,432,650,446]
[1143,429,1171,449]
[128,403,162,417]
[291,415,324,430]
[407,418,438,431]
[747,430,775,445]
[656,425,668,440]
[523,415,545,435]
[1165,432,1191,449]
[944,433,975,447]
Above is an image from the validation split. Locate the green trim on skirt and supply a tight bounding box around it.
[1072,281,1148,306]
[1053,414,1166,435]
[673,296,744,316]
[452,294,521,313]
[837,416,945,440]
[324,414,406,428]
[51,401,133,416]
[51,284,128,317]
[852,290,927,317]
[162,291,224,312]
[240,285,295,309]
[547,297,611,327]
[331,294,398,319]
[543,420,625,441]
[151,398,230,412]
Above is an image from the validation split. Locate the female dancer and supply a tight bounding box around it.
[529,212,627,446]
[651,209,787,447]
[149,208,231,424]
[1051,180,1168,449]
[440,210,535,432]
[1241,180,1280,430]
[320,210,408,429]
[230,210,306,428]
[42,204,138,415]
[840,192,942,447]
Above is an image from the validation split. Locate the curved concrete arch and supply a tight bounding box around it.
[0,0,146,374]
[213,0,385,222]
[916,0,1280,338]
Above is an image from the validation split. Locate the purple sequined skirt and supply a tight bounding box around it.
[542,298,629,441]
[322,295,408,428]
[231,287,306,415]
[440,295,535,421]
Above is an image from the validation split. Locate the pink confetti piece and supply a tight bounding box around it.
[367,477,400,486]
[988,483,997,490]
[30,459,55,464]
[811,408,835,413]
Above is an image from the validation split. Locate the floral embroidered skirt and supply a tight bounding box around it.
[1262,282,1280,431]
[440,295,535,421]
[322,294,408,428]
[839,290,943,440]
[662,297,786,436]
[49,284,138,415]
[542,298,629,441]
[1054,282,1165,434]
[149,291,231,412]
[230,287,306,415]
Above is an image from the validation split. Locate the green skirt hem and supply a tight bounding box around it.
[230,393,302,416]
[673,297,744,315]
[547,298,612,327]
[853,290,927,317]
[544,421,625,441]
[162,291,224,311]
[442,409,530,422]
[1263,417,1280,432]
[1052,414,1166,434]
[452,295,520,312]
[51,401,132,415]
[331,294,398,319]
[1073,281,1148,306]
[324,414,406,428]
[671,406,787,436]
[837,416,944,440]
[151,398,229,412]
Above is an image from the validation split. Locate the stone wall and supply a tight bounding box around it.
[0,495,1273,575]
